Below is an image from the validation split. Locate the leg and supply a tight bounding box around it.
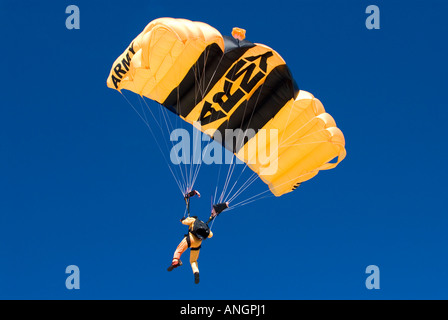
[189,248,200,274]
[173,237,188,262]
[167,237,188,271]
[188,235,202,274]
[189,235,203,283]
[190,248,200,284]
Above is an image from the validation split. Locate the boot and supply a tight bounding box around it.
[167,259,182,272]
[194,272,200,284]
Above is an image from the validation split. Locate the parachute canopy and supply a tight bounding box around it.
[107,18,346,197]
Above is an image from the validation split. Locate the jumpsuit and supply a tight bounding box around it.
[172,217,213,274]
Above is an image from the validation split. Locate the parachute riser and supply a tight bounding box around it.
[184,190,200,218]
[206,202,229,225]
[185,197,191,217]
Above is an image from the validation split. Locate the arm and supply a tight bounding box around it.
[180,217,196,227]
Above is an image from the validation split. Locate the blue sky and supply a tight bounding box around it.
[0,0,447,299]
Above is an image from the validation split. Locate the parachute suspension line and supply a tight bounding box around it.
[213,160,223,207]
[228,166,325,212]
[172,46,217,193]
[209,196,214,226]
[191,49,225,190]
[218,156,237,204]
[208,214,216,230]
[185,63,199,193]
[228,193,271,210]
[225,172,258,204]
[226,193,273,212]
[140,95,190,193]
[226,171,259,204]
[188,124,202,191]
[185,197,191,217]
[186,50,212,192]
[193,47,211,100]
[165,46,193,194]
[223,82,267,203]
[173,82,191,194]
[183,205,188,218]
[121,91,150,128]
[222,160,251,202]
[214,61,240,203]
[190,137,215,190]
[157,101,190,193]
[201,51,227,204]
[203,52,225,96]
[202,48,211,95]
[217,79,268,205]
[140,97,189,194]
[205,52,231,204]
[120,92,185,196]
[191,49,215,189]
[158,103,184,182]
[220,156,238,203]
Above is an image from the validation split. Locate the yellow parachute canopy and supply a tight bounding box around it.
[107,18,346,196]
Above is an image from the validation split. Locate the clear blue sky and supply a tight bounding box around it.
[0,0,447,299]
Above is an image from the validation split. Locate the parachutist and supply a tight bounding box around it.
[107,17,347,283]
[168,197,229,283]
[167,216,213,284]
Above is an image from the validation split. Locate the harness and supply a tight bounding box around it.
[181,191,229,252]
[184,232,201,251]
[184,190,200,217]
